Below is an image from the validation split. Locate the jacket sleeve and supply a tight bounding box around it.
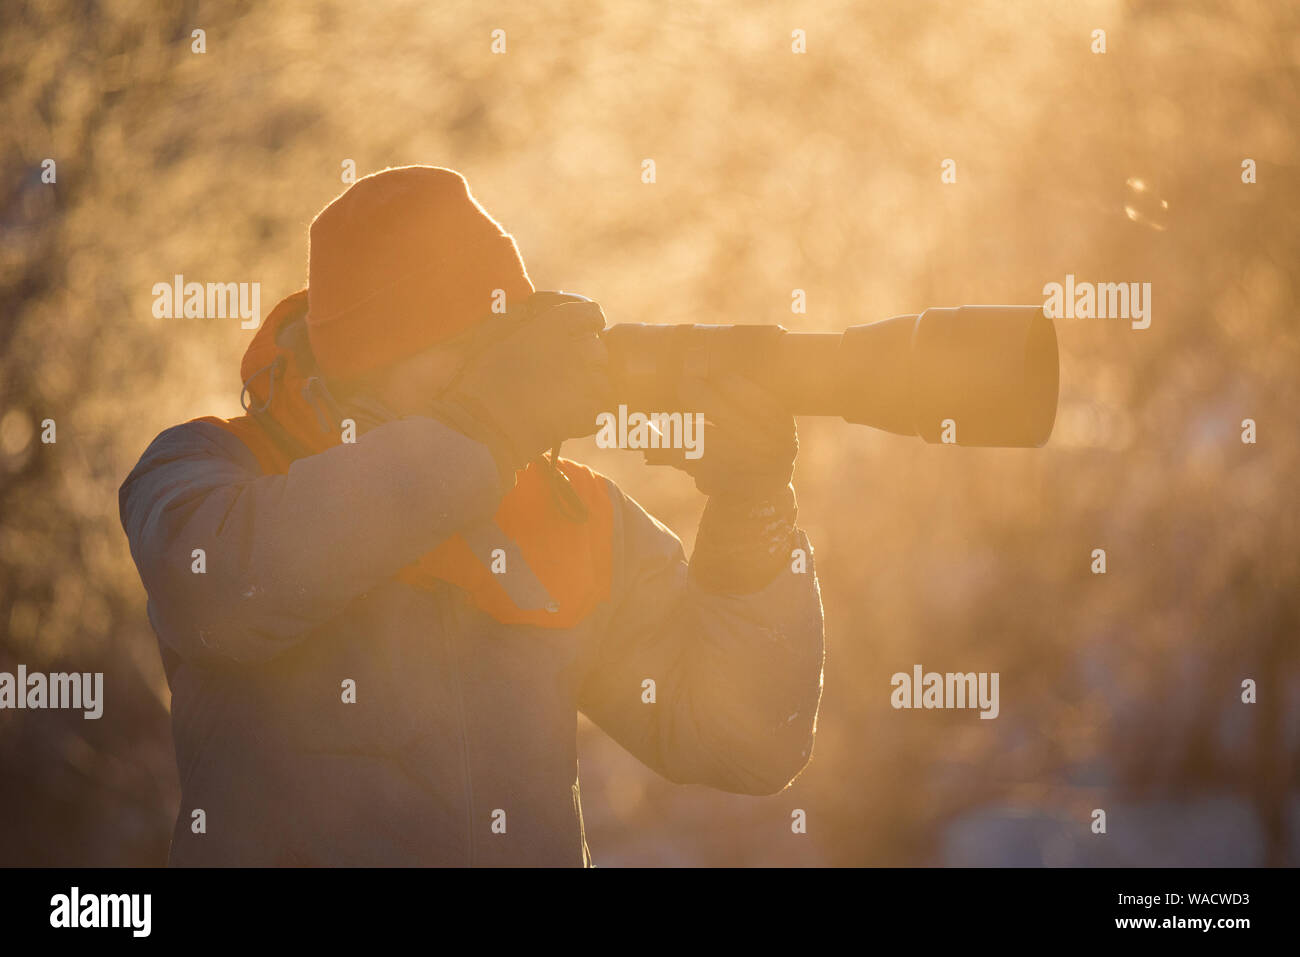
[577,483,825,796]
[118,417,506,665]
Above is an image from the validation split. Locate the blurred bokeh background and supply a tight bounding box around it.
[1,0,1297,865]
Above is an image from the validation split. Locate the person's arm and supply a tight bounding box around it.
[120,295,612,667]
[579,372,825,794]
[578,481,825,795]
[118,415,506,665]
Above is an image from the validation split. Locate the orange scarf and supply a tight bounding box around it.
[196,290,612,629]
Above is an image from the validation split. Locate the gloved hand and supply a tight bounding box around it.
[644,371,802,593]
[643,371,798,500]
[434,295,612,482]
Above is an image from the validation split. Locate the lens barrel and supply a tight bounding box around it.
[603,305,1058,447]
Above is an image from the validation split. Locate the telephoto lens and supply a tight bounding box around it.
[602,305,1058,448]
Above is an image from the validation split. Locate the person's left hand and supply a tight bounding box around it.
[643,371,797,499]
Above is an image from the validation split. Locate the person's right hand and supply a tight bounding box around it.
[438,295,612,474]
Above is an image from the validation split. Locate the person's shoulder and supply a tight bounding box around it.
[126,416,260,480]
[155,416,254,455]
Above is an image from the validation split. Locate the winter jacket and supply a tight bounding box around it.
[118,413,824,865]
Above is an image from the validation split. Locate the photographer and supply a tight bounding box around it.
[118,165,824,866]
